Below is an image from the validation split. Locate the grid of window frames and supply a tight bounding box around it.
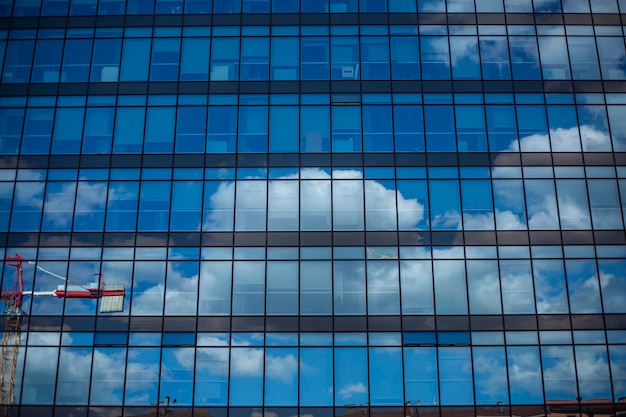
[3,0,626,16]
[2,24,626,84]
[2,245,626,412]
[1,1,626,417]
[2,93,626,156]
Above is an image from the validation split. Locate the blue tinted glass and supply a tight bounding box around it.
[126,0,154,13]
[510,36,541,79]
[456,106,487,151]
[301,0,328,11]
[210,37,239,80]
[113,107,145,153]
[42,0,69,16]
[241,37,269,80]
[302,37,329,80]
[106,181,138,231]
[69,0,96,14]
[516,105,548,151]
[419,0,445,11]
[3,40,35,83]
[429,180,461,230]
[90,38,121,82]
[83,107,114,154]
[176,106,206,153]
[273,0,299,12]
[138,181,171,231]
[238,106,268,152]
[332,106,362,152]
[271,37,299,80]
[451,36,480,79]
[156,0,182,13]
[0,183,13,231]
[538,36,571,79]
[404,332,436,345]
[144,107,175,153]
[181,38,209,80]
[208,106,237,152]
[421,36,450,79]
[185,0,212,13]
[98,0,125,14]
[361,37,390,80]
[243,0,269,12]
[301,106,330,152]
[32,39,64,82]
[331,37,359,80]
[270,106,299,152]
[596,37,626,80]
[480,36,511,79]
[52,107,84,153]
[21,108,54,154]
[390,36,420,80]
[486,105,517,151]
[11,181,45,231]
[363,106,393,151]
[61,39,92,82]
[568,36,600,80]
[150,38,180,81]
[425,105,456,151]
[394,105,424,152]
[14,0,42,15]
[0,109,24,154]
[439,347,473,404]
[213,0,241,13]
[120,38,150,81]
[438,332,470,344]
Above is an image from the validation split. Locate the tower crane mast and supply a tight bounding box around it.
[0,255,25,417]
[0,254,125,417]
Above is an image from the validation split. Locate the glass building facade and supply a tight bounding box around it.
[1,0,626,416]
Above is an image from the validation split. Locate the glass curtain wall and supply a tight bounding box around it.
[1,1,626,417]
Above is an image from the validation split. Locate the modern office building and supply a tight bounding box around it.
[1,0,626,417]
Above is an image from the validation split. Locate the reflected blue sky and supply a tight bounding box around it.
[4,164,624,236]
[6,327,626,406]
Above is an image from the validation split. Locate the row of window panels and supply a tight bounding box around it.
[17,330,626,347]
[4,23,626,39]
[7,312,626,333]
[8,344,626,406]
[5,92,625,108]
[4,165,626,182]
[2,175,626,232]
[2,257,625,316]
[2,104,626,155]
[3,0,626,17]
[3,243,625,261]
[3,230,626,252]
[3,34,626,84]
[6,406,626,417]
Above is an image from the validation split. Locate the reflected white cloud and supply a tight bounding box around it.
[473,350,508,402]
[467,261,502,314]
[505,124,613,153]
[507,348,544,403]
[266,352,297,383]
[204,168,424,232]
[599,270,626,313]
[567,273,602,314]
[338,382,367,400]
[431,209,461,230]
[533,262,569,314]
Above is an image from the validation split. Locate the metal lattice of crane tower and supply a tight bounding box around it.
[0,306,23,417]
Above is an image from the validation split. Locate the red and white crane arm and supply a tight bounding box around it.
[2,254,125,313]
